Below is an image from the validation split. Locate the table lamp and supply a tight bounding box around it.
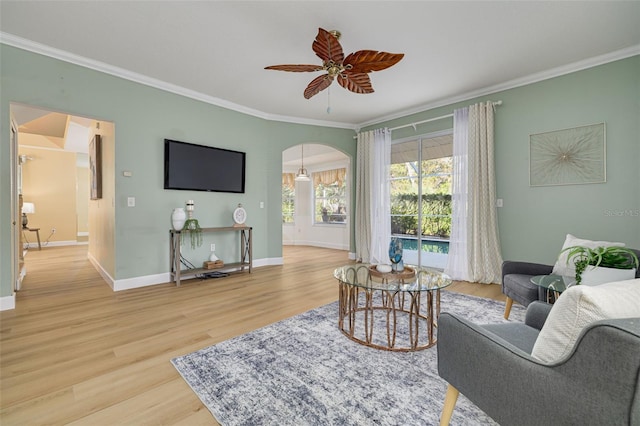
[22,202,35,228]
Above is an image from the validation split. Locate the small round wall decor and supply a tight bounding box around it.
[233,203,247,225]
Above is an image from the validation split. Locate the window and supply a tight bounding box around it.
[390,132,452,268]
[313,168,347,224]
[282,173,295,223]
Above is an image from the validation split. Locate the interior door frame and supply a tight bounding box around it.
[9,115,22,291]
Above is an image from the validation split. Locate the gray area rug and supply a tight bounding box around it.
[172,291,525,425]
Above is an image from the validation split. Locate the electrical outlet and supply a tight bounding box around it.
[51,228,56,234]
[210,243,216,252]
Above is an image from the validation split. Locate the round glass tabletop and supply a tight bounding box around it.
[333,264,452,292]
[530,274,576,293]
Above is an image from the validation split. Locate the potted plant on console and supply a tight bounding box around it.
[563,245,639,285]
[182,199,203,249]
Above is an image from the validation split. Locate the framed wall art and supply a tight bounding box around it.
[89,134,102,199]
[529,122,606,187]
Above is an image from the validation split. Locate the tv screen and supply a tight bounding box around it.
[164,139,246,193]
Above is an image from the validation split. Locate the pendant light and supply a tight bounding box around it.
[295,144,311,182]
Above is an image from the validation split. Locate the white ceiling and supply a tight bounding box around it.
[1,1,639,130]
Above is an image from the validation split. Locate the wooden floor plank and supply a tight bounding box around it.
[0,245,505,425]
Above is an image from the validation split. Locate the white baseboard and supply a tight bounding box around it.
[24,240,87,249]
[85,255,279,292]
[87,251,115,290]
[113,273,171,291]
[0,293,16,311]
[257,257,283,267]
[283,240,349,251]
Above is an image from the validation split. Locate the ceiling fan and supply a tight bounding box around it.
[265,28,404,99]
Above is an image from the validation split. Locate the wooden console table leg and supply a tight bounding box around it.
[34,229,41,250]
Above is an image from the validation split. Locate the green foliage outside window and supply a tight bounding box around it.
[390,157,452,238]
[315,181,347,223]
[282,183,295,223]
[390,193,451,237]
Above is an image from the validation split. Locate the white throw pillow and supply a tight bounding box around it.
[551,234,625,278]
[531,278,640,363]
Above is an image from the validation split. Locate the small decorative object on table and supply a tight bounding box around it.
[375,264,392,273]
[368,264,416,280]
[233,203,247,227]
[171,207,186,230]
[389,237,404,272]
[209,250,219,262]
[183,199,203,249]
[203,259,224,269]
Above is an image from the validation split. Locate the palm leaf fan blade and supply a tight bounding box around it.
[312,28,344,63]
[304,74,334,99]
[338,72,373,94]
[264,64,323,72]
[344,50,404,73]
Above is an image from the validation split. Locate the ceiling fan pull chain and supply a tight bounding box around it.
[327,86,332,114]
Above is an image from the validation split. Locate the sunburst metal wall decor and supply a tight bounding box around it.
[529,123,606,186]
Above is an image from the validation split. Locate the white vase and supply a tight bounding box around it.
[171,208,186,230]
[580,266,636,286]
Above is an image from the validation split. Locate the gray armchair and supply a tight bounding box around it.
[502,247,640,319]
[436,302,640,426]
[501,260,552,319]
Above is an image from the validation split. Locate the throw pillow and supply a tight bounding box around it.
[551,233,625,278]
[531,278,640,363]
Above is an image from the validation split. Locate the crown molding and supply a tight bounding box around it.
[358,44,640,129]
[3,32,636,133]
[0,32,357,131]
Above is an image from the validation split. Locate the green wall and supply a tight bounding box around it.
[366,55,640,264]
[2,44,638,299]
[0,44,356,297]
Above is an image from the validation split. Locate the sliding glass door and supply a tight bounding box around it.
[390,130,452,269]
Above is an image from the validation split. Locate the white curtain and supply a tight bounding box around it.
[355,128,391,263]
[446,107,470,281]
[445,101,503,283]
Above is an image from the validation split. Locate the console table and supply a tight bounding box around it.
[169,226,252,286]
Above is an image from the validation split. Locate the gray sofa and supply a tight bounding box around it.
[502,247,640,319]
[437,301,640,425]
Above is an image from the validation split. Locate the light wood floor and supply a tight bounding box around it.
[0,245,505,425]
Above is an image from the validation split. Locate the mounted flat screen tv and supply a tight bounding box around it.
[164,139,246,193]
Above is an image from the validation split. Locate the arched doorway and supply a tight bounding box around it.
[282,144,350,252]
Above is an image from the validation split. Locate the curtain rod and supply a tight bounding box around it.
[388,100,502,132]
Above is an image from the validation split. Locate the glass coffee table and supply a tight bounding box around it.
[531,274,576,303]
[334,264,452,352]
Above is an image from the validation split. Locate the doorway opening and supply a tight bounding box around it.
[281,144,351,254]
[10,102,114,294]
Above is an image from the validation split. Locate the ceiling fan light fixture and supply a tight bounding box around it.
[265,27,404,100]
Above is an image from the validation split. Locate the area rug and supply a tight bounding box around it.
[171,291,525,425]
